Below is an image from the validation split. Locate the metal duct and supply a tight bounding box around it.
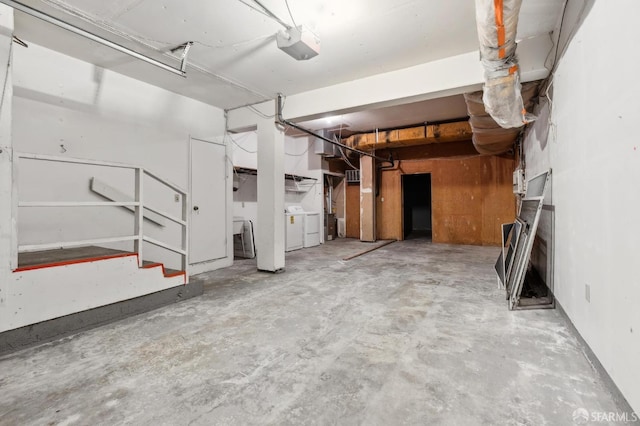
[464,81,539,155]
[475,0,535,129]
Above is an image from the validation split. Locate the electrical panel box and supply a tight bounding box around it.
[513,169,525,194]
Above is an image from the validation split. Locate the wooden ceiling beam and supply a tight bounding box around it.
[343,121,472,151]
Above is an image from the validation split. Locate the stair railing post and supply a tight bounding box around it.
[181,191,189,278]
[10,153,19,271]
[134,168,144,267]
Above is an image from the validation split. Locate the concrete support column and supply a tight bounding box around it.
[0,5,14,306]
[256,114,285,272]
[360,155,376,242]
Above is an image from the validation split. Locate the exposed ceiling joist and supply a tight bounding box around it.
[344,121,472,151]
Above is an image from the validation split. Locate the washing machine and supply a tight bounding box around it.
[285,206,305,252]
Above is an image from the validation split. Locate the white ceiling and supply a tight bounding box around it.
[294,94,471,136]
[11,0,564,132]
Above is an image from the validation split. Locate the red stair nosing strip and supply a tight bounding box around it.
[16,253,187,284]
[142,262,164,271]
[142,262,187,283]
[13,252,137,273]
[165,270,187,279]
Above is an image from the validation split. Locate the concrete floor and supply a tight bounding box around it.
[0,239,628,425]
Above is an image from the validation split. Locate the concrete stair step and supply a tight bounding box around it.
[17,246,184,279]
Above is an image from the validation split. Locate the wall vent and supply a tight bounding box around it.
[346,169,360,183]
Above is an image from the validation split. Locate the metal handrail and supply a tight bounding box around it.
[16,152,142,170]
[143,205,187,226]
[14,153,189,278]
[16,153,188,195]
[143,236,187,256]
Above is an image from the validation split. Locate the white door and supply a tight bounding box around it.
[190,137,227,264]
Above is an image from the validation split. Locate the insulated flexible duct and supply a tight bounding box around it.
[475,0,536,129]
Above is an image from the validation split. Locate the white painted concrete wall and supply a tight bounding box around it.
[284,135,325,217]
[232,132,324,238]
[523,1,640,412]
[12,42,226,270]
[0,5,15,314]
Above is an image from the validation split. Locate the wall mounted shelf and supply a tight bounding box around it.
[233,166,317,193]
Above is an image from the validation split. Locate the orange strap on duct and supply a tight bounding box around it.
[494,0,506,58]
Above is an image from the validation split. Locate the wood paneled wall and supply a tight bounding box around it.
[375,155,516,245]
[345,184,361,238]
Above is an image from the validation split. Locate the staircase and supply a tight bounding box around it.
[16,246,186,281]
[1,153,192,335]
[4,248,187,333]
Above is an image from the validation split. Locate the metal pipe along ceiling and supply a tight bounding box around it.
[0,0,187,76]
[275,94,392,166]
[251,0,292,30]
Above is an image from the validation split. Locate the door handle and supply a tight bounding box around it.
[193,206,199,211]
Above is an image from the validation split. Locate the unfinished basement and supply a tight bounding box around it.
[0,0,638,424]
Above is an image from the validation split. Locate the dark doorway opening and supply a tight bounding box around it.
[402,173,432,240]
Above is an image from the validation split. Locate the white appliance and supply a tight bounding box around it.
[285,206,305,252]
[303,211,321,248]
[285,206,321,250]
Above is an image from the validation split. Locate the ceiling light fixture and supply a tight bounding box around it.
[276,26,320,60]
[248,0,320,61]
